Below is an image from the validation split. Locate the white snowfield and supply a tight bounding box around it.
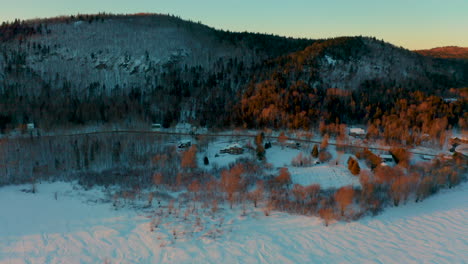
[0,182,467,264]
[289,165,360,189]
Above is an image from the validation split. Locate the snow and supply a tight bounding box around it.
[289,165,360,188]
[421,155,433,161]
[455,144,468,157]
[265,145,361,188]
[175,123,193,133]
[265,145,303,168]
[1,181,467,264]
[324,55,337,65]
[73,21,83,27]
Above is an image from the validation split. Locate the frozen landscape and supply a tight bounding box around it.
[0,181,466,264]
[0,8,467,264]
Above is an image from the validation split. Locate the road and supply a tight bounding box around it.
[4,128,441,157]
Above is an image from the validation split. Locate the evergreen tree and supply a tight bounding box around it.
[312,144,319,158]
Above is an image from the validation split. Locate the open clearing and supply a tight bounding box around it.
[0,181,467,264]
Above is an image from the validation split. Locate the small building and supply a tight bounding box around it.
[454,144,468,158]
[285,140,301,149]
[435,153,453,161]
[450,136,468,145]
[220,143,244,155]
[151,123,161,130]
[349,127,366,138]
[380,154,394,163]
[178,139,191,149]
[27,123,35,130]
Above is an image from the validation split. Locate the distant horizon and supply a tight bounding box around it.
[0,0,467,50]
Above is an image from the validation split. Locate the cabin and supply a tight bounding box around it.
[177,140,191,149]
[27,123,35,131]
[220,143,244,155]
[349,127,366,138]
[151,123,161,130]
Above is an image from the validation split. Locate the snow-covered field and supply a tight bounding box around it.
[1,182,467,264]
[289,165,360,189]
[198,138,252,169]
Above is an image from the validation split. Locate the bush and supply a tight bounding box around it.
[357,149,381,169]
[291,152,312,167]
[390,147,411,168]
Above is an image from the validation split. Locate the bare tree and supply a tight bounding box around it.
[181,145,198,170]
[318,207,334,226]
[221,163,244,209]
[334,186,355,216]
[248,180,264,207]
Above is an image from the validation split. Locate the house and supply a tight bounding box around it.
[177,139,191,149]
[380,154,394,163]
[450,136,468,145]
[349,127,366,138]
[436,153,453,161]
[220,143,244,155]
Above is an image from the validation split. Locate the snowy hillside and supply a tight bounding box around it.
[1,181,466,264]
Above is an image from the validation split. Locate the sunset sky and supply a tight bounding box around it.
[1,0,466,50]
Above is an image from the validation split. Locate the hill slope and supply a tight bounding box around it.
[0,14,466,129]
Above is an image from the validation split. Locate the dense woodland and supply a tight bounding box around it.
[0,14,466,132]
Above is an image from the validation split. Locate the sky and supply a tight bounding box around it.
[0,0,467,50]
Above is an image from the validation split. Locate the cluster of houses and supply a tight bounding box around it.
[177,140,245,155]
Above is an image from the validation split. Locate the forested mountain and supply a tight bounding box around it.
[415,46,468,59]
[0,13,467,130]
